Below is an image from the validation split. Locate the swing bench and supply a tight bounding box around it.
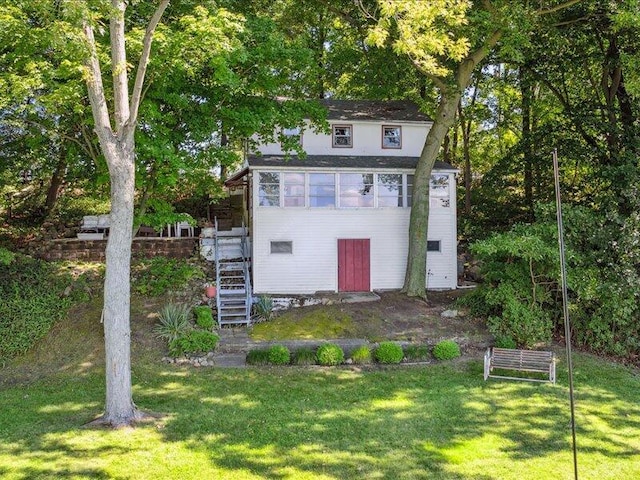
[484,347,556,384]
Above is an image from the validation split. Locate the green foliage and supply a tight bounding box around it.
[404,344,431,362]
[267,344,291,365]
[291,347,316,366]
[252,295,275,322]
[0,247,15,265]
[154,304,191,344]
[432,340,461,361]
[0,255,78,361]
[374,342,404,364]
[246,348,271,366]
[350,345,372,365]
[465,223,558,348]
[193,306,215,330]
[494,336,517,349]
[170,330,219,357]
[132,257,203,297]
[316,343,344,366]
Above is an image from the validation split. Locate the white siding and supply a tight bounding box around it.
[252,171,457,294]
[256,121,430,157]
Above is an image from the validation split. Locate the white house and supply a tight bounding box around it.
[226,99,458,295]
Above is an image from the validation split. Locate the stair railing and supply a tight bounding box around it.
[240,221,252,324]
[214,217,222,326]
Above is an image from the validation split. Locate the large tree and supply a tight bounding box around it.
[367,0,584,298]
[78,0,171,426]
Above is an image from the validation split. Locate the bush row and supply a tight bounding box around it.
[245,340,461,366]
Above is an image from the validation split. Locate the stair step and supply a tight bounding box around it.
[219,320,250,325]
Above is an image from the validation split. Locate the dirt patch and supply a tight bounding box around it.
[260,289,490,348]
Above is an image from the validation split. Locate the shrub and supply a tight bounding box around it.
[154,304,191,343]
[132,257,203,297]
[350,345,372,364]
[374,342,404,364]
[292,347,316,365]
[432,340,461,360]
[467,223,558,349]
[316,343,344,366]
[246,349,271,365]
[268,344,291,365]
[170,330,219,357]
[0,255,78,362]
[404,344,430,362]
[193,306,215,330]
[253,295,275,321]
[494,336,517,349]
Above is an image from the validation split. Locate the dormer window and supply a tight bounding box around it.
[332,125,352,148]
[382,125,401,149]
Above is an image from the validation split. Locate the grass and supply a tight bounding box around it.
[1,354,639,479]
[250,307,360,341]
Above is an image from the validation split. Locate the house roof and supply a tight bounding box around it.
[320,99,432,123]
[247,155,455,171]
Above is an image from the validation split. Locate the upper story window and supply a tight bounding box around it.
[382,126,402,149]
[430,174,450,208]
[377,173,403,207]
[340,173,374,207]
[258,172,280,207]
[283,173,305,207]
[309,173,335,207]
[407,174,414,207]
[332,125,352,148]
[257,171,450,209]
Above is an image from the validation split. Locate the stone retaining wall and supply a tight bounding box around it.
[41,237,199,261]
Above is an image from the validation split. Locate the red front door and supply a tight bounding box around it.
[338,239,370,292]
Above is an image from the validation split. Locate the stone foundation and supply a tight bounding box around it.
[41,237,199,261]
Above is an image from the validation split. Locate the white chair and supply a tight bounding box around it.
[96,214,110,234]
[80,215,99,232]
[174,221,194,237]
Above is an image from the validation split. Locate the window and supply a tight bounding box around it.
[309,173,335,207]
[430,174,450,208]
[332,125,352,148]
[382,126,402,149]
[427,240,441,252]
[377,173,403,207]
[258,172,280,206]
[283,172,305,207]
[406,174,414,207]
[340,173,374,207]
[270,241,293,254]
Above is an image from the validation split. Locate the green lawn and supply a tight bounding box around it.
[1,355,639,479]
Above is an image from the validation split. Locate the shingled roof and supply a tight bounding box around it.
[320,99,432,122]
[247,155,455,171]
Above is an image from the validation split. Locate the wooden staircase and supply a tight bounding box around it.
[214,220,252,326]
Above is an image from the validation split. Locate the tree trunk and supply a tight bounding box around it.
[521,67,534,220]
[101,140,139,426]
[402,91,461,298]
[44,147,67,216]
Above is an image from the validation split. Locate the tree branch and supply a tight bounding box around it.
[110,0,129,134]
[536,0,584,16]
[127,0,170,142]
[82,20,113,143]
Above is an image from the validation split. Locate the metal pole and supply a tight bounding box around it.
[553,149,579,480]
